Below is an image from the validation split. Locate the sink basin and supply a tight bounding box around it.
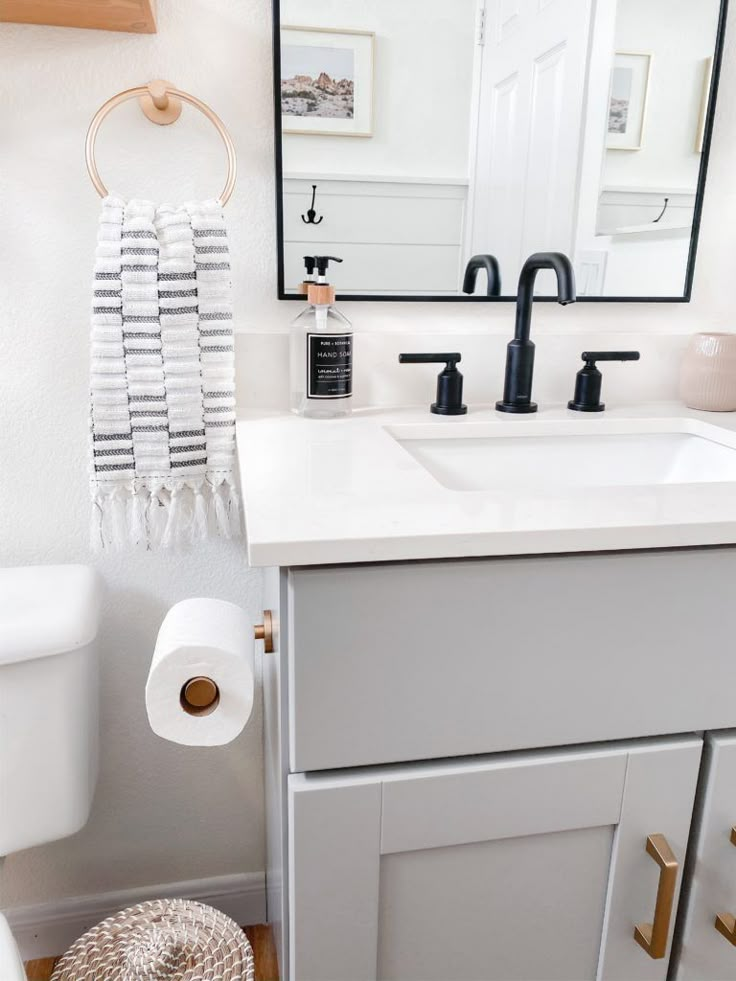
[238,407,736,565]
[392,429,736,492]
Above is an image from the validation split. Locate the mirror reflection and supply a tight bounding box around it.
[276,0,722,299]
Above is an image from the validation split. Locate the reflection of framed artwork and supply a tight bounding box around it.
[606,52,651,151]
[695,56,714,153]
[280,26,375,137]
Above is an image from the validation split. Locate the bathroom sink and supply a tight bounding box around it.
[391,428,736,492]
[238,407,736,566]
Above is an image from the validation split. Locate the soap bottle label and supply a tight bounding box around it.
[307,333,353,399]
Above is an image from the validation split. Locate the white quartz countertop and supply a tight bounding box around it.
[236,404,736,567]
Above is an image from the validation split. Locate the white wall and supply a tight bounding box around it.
[0,0,273,908]
[603,0,721,191]
[1,0,736,913]
[280,0,476,179]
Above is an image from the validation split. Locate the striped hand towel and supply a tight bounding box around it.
[90,196,241,549]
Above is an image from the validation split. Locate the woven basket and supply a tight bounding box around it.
[50,899,255,981]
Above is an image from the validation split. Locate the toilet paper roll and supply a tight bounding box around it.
[146,598,254,747]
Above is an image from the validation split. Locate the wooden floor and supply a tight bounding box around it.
[24,923,278,980]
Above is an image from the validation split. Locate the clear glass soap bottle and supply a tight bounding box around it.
[290,256,353,419]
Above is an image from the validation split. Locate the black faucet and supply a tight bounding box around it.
[496,252,576,414]
[463,254,502,297]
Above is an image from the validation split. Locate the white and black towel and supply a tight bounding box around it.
[90,196,240,549]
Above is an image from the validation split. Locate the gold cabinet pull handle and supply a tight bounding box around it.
[634,834,679,959]
[715,827,736,945]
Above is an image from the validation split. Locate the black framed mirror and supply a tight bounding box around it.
[273,0,728,301]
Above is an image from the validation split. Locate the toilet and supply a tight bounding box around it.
[0,565,101,978]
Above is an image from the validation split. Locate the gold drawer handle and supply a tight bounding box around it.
[715,827,736,945]
[634,834,679,959]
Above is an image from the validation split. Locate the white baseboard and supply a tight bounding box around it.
[3,871,266,961]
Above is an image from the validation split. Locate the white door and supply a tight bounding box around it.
[467,0,594,293]
[289,737,701,981]
[673,731,736,979]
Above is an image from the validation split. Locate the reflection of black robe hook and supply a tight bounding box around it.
[301,184,324,225]
[653,197,669,223]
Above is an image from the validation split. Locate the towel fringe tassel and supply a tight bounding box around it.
[92,478,242,550]
[129,489,147,549]
[90,488,105,554]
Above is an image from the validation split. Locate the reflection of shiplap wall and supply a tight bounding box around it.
[597,187,696,235]
[283,176,468,294]
[596,187,694,296]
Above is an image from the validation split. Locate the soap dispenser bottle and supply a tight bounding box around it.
[290,256,353,418]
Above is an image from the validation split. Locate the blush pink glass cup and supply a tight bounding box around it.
[679,332,736,411]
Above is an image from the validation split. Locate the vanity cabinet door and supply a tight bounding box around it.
[288,737,701,981]
[672,732,736,980]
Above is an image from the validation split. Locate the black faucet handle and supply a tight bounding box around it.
[399,352,462,367]
[399,353,467,415]
[569,351,641,412]
[581,351,641,364]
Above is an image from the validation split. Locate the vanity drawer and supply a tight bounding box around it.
[287,548,736,772]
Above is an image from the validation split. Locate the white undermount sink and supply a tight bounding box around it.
[390,425,736,492]
[237,406,736,564]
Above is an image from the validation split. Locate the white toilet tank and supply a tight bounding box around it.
[0,565,101,856]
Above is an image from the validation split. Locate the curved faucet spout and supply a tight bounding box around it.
[497,251,576,414]
[462,254,502,297]
[515,252,576,343]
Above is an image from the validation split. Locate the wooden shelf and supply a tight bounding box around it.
[1,0,157,33]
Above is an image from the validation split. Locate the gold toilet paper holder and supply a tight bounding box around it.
[180,611,274,715]
[254,610,274,654]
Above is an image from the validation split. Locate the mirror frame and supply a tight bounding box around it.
[272,0,729,303]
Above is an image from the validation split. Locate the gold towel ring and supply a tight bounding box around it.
[85,80,237,206]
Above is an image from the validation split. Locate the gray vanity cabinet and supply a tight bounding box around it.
[287,552,736,772]
[289,739,700,981]
[262,550,736,981]
[675,732,736,979]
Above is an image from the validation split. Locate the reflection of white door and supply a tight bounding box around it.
[468,0,594,293]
